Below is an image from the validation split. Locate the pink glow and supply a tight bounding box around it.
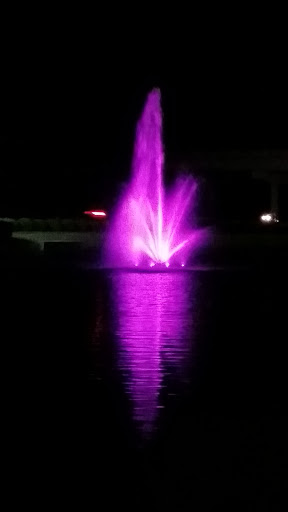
[111,272,195,437]
[84,210,106,217]
[105,89,206,267]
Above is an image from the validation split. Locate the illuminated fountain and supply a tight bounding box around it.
[105,88,205,267]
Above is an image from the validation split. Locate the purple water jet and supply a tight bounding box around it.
[106,89,204,267]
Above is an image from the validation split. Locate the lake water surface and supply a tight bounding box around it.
[3,265,287,506]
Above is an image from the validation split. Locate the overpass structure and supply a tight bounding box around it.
[190,150,288,219]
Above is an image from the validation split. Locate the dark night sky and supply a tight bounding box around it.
[1,20,287,217]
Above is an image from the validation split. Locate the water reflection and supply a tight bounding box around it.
[110,271,196,437]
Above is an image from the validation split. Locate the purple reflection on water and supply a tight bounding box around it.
[110,271,195,437]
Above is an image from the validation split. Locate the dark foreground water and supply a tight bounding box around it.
[3,265,287,506]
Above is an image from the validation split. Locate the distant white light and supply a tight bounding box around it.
[150,262,155,267]
[260,213,278,223]
[260,213,272,223]
[165,262,170,267]
[181,263,185,267]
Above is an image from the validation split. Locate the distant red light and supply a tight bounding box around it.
[84,210,106,218]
